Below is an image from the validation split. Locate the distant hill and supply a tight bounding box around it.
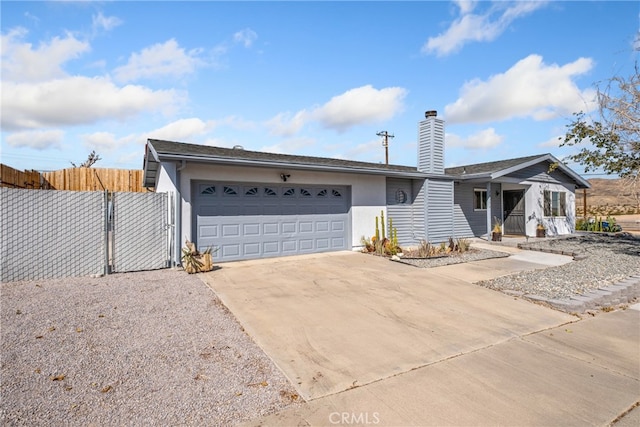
[575,178,639,215]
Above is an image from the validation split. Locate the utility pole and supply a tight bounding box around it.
[376,131,394,165]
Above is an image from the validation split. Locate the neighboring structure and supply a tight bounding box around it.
[143,111,590,264]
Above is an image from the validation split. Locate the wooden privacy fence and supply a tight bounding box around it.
[0,164,46,189]
[1,164,150,192]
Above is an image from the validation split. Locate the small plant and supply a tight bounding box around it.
[374,238,387,255]
[603,215,622,232]
[181,240,217,273]
[417,240,435,258]
[456,238,471,253]
[360,236,375,253]
[492,217,502,233]
[491,217,503,241]
[369,212,402,256]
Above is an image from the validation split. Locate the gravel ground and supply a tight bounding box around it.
[394,248,509,268]
[0,269,301,426]
[477,233,640,300]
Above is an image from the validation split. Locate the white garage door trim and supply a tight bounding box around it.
[193,181,351,262]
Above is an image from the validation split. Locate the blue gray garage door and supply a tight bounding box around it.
[193,182,350,262]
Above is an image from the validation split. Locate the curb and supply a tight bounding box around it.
[515,243,640,313]
[522,275,640,313]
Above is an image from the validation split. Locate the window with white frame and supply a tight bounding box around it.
[474,189,487,210]
[544,190,566,217]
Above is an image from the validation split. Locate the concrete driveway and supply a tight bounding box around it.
[202,250,639,426]
[201,250,575,401]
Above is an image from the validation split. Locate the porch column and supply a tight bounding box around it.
[486,182,492,239]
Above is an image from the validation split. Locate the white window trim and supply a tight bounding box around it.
[543,190,567,218]
[474,188,487,211]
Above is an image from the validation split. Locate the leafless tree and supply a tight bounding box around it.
[71,151,102,168]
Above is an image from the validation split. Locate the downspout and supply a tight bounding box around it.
[175,160,187,267]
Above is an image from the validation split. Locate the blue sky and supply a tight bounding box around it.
[1,1,638,175]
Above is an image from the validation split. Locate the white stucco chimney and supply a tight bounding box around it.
[417,110,445,174]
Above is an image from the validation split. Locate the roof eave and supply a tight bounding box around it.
[154,152,440,179]
[142,142,161,188]
[490,154,590,188]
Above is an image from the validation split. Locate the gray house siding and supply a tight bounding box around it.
[453,182,502,237]
[425,179,454,243]
[453,182,486,237]
[453,204,474,238]
[386,178,414,247]
[506,163,571,184]
[417,117,445,174]
[411,179,426,244]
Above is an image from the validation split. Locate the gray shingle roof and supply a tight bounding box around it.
[147,139,420,173]
[444,153,590,189]
[445,154,547,176]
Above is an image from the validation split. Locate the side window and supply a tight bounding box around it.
[474,189,487,210]
[545,190,566,217]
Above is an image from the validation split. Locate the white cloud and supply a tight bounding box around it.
[539,134,564,148]
[113,39,205,83]
[454,0,476,15]
[423,1,548,56]
[313,85,407,132]
[1,27,90,82]
[264,85,406,136]
[1,77,183,130]
[344,139,385,162]
[444,54,597,124]
[265,110,309,137]
[80,131,119,152]
[80,131,147,156]
[5,129,64,150]
[233,28,257,48]
[445,128,504,149]
[148,118,216,141]
[116,150,144,167]
[92,12,123,33]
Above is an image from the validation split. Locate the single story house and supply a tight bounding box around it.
[143,111,590,264]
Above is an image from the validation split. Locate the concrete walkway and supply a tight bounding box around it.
[201,249,639,426]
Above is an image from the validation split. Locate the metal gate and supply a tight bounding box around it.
[112,192,170,273]
[0,188,171,282]
[0,188,106,282]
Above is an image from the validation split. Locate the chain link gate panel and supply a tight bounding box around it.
[111,192,169,272]
[0,188,106,282]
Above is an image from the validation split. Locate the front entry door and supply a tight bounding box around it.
[503,190,525,235]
